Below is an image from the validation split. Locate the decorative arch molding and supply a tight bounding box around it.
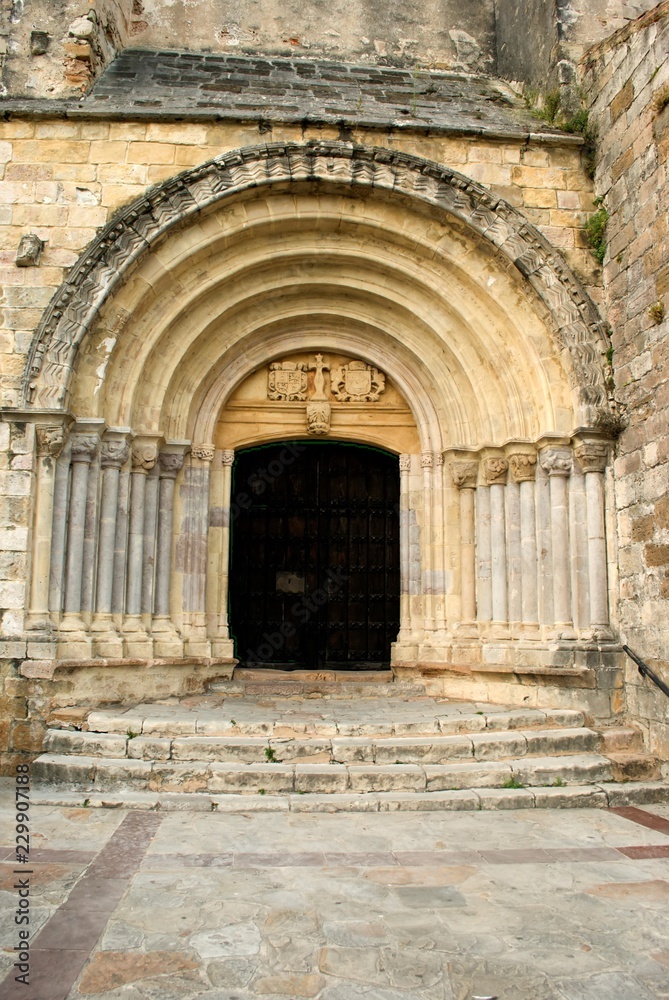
[24,140,615,428]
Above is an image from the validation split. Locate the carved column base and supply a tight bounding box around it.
[151,615,184,657]
[57,614,93,659]
[122,615,153,657]
[183,614,211,657]
[90,613,124,658]
[453,620,479,639]
[211,637,235,659]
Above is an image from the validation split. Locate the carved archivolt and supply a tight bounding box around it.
[23,141,614,428]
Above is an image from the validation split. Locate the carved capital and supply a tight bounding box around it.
[221,450,235,467]
[421,452,434,469]
[70,433,99,464]
[540,448,572,477]
[131,442,158,472]
[508,452,537,483]
[451,460,478,489]
[36,424,66,458]
[159,451,185,479]
[574,441,608,474]
[483,457,508,485]
[101,439,130,469]
[191,444,215,462]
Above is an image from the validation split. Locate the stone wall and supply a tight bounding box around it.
[582,0,669,758]
[0,0,131,98]
[130,0,495,73]
[496,0,658,93]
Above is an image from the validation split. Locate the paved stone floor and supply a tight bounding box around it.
[2,779,669,999]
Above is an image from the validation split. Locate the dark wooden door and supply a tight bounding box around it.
[229,441,400,669]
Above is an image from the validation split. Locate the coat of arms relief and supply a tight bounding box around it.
[267,354,386,435]
[267,361,308,401]
[331,360,386,402]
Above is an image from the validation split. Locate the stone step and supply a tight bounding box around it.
[43,726,602,764]
[209,680,427,700]
[30,780,669,813]
[70,706,586,739]
[32,751,616,795]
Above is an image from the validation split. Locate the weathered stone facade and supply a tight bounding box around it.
[583,1,669,759]
[0,2,667,776]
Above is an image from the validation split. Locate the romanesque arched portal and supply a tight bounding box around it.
[22,142,619,690]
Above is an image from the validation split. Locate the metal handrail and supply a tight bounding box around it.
[623,645,669,699]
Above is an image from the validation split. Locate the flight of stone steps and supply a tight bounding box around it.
[32,670,668,813]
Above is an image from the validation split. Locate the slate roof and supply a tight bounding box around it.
[0,49,580,141]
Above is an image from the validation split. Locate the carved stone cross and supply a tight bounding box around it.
[310,353,330,400]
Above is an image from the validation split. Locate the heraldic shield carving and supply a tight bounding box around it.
[267,361,308,401]
[331,360,386,402]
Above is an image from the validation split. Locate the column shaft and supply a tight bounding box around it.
[29,426,66,626]
[519,479,538,623]
[475,486,492,622]
[49,442,71,615]
[399,455,412,639]
[506,480,521,624]
[490,483,508,622]
[586,471,609,627]
[141,466,160,614]
[96,465,121,614]
[126,471,147,616]
[460,488,476,622]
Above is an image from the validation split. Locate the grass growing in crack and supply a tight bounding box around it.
[127,729,139,739]
[230,719,236,726]
[258,788,266,795]
[584,204,609,265]
[503,776,525,789]
[264,745,279,763]
[82,798,90,808]
[553,777,565,787]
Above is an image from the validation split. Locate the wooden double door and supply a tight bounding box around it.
[229,441,400,669]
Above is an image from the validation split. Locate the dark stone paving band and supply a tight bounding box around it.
[0,812,162,1000]
[611,805,669,836]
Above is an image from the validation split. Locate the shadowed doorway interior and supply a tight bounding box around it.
[229,441,400,669]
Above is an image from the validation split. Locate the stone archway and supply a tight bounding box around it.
[21,141,619,696]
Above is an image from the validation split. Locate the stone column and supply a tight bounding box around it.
[27,424,67,633]
[484,458,509,627]
[111,468,130,617]
[451,460,478,630]
[432,452,447,635]
[575,439,611,636]
[540,447,574,632]
[141,464,160,617]
[90,431,131,657]
[421,452,435,632]
[207,448,235,659]
[59,430,101,658]
[182,444,214,656]
[475,481,492,623]
[49,438,72,619]
[509,452,538,628]
[398,454,412,643]
[152,445,187,657]
[123,438,159,656]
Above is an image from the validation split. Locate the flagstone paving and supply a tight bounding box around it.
[2,779,669,999]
